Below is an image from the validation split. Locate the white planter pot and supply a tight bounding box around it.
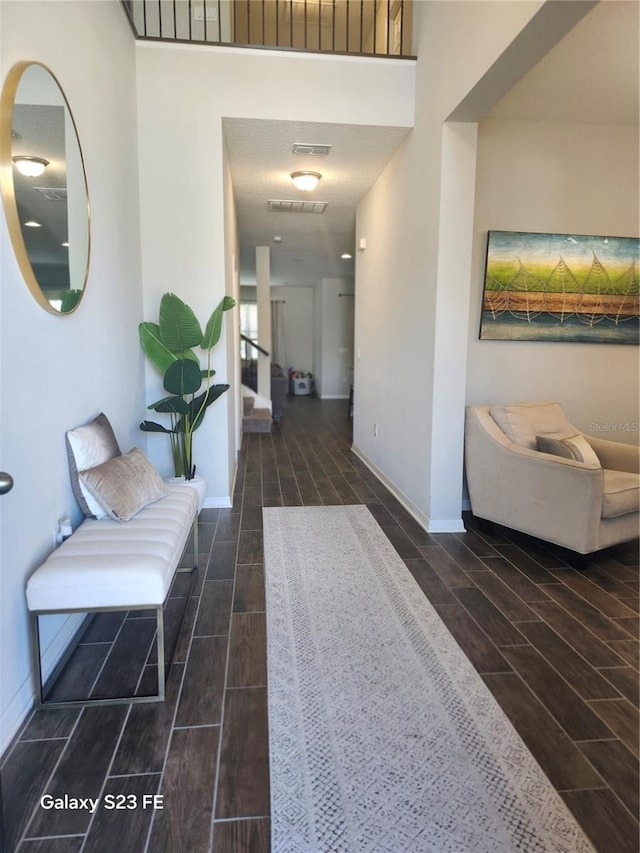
[165,474,207,512]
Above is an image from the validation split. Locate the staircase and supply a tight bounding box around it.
[243,396,272,433]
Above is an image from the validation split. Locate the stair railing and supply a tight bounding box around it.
[241,333,269,393]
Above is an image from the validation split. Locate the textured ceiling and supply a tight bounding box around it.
[223,118,411,286]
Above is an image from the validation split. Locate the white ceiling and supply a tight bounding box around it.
[225,1,638,289]
[223,118,411,286]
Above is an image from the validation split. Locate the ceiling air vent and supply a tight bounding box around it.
[33,186,68,201]
[268,199,328,214]
[292,143,332,157]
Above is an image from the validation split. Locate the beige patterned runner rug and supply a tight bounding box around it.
[263,505,594,853]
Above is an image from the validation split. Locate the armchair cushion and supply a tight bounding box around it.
[602,470,640,518]
[536,433,601,468]
[490,401,575,450]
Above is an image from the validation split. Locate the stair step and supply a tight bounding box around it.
[243,396,255,416]
[243,408,272,433]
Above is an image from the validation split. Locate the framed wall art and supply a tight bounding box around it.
[479,230,639,344]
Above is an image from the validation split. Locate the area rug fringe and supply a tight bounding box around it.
[263,505,595,853]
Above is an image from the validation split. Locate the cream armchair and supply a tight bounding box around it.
[465,401,640,555]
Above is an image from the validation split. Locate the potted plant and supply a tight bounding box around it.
[139,292,235,492]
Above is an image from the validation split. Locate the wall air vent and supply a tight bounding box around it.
[292,143,332,156]
[268,199,328,214]
[33,187,68,201]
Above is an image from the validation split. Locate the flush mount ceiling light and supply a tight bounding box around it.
[24,220,42,228]
[290,170,322,192]
[12,155,49,177]
[341,253,353,259]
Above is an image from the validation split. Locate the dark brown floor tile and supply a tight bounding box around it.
[517,621,622,700]
[240,506,262,530]
[469,570,538,621]
[494,543,561,584]
[620,596,639,614]
[46,643,111,703]
[612,616,640,639]
[26,705,127,837]
[82,773,161,852]
[531,600,628,668]
[599,666,639,707]
[505,533,569,568]
[541,584,633,641]
[262,479,281,501]
[213,817,270,852]
[500,645,614,741]
[482,556,552,603]
[81,611,127,644]
[195,580,234,636]
[227,613,267,689]
[419,545,474,588]
[587,698,639,756]
[554,571,638,619]
[173,596,200,663]
[216,688,269,819]
[394,511,437,547]
[111,663,184,775]
[433,534,488,572]
[215,511,241,541]
[380,524,422,559]
[606,639,640,668]
[561,788,639,853]
[207,540,237,580]
[200,508,220,523]
[454,529,499,558]
[175,635,227,727]
[453,587,526,646]
[243,485,263,507]
[91,619,157,699]
[17,707,80,742]
[579,563,640,601]
[578,739,639,819]
[18,839,83,852]
[404,559,458,606]
[234,565,266,613]
[435,604,512,674]
[237,529,264,564]
[482,673,604,791]
[1,739,66,851]
[148,725,219,852]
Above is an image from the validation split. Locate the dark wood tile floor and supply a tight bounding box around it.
[1,397,638,852]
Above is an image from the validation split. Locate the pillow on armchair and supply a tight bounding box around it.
[490,401,576,450]
[536,433,601,468]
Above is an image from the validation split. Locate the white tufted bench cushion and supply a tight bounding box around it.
[26,484,198,613]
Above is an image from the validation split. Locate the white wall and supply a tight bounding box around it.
[467,118,640,440]
[222,143,241,467]
[0,1,143,750]
[135,43,414,501]
[317,278,354,398]
[271,285,314,374]
[353,0,599,531]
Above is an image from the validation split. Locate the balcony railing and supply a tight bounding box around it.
[122,0,415,58]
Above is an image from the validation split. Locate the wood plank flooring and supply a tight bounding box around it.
[1,397,638,852]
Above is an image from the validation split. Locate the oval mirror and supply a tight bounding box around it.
[0,62,90,314]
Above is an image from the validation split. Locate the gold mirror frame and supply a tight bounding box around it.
[0,61,90,315]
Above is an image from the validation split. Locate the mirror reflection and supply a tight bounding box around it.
[1,62,90,314]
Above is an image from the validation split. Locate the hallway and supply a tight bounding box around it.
[2,397,638,852]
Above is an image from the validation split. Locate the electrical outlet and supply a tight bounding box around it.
[193,6,218,21]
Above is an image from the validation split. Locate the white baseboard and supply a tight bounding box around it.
[351,445,467,535]
[203,496,233,509]
[427,519,467,533]
[320,394,349,400]
[1,613,83,756]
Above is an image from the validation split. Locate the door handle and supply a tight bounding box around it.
[0,472,14,495]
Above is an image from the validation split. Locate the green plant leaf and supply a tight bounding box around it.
[202,296,236,350]
[159,293,203,352]
[140,420,175,433]
[148,395,190,414]
[139,322,179,374]
[164,358,202,396]
[189,384,230,430]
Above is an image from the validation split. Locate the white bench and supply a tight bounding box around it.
[25,484,199,709]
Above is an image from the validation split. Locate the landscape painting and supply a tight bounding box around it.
[479,230,639,344]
